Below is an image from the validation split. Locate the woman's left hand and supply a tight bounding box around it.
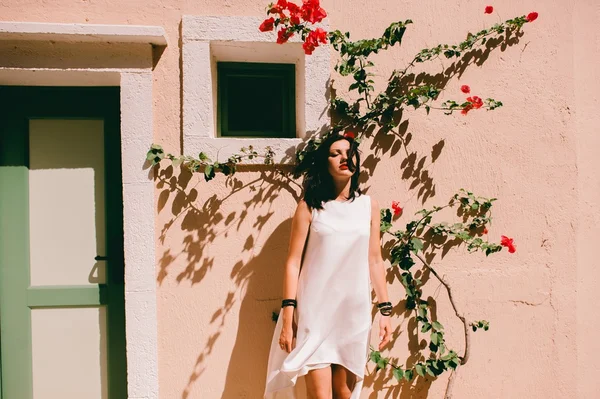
[378,315,392,350]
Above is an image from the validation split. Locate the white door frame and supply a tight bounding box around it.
[0,21,167,399]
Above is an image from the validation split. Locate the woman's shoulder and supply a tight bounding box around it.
[295,199,314,220]
[359,193,378,209]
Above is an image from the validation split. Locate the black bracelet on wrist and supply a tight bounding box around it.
[377,301,393,316]
[281,299,297,308]
[379,307,392,316]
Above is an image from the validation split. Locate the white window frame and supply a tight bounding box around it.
[182,15,331,164]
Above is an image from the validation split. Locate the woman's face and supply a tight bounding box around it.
[327,139,357,180]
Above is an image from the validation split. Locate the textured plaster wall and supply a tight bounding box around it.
[2,0,598,398]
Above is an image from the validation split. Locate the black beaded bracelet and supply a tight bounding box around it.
[379,307,393,316]
[282,299,297,308]
[378,301,393,316]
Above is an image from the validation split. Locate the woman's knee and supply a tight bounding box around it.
[332,384,352,399]
[331,364,355,399]
[307,385,332,399]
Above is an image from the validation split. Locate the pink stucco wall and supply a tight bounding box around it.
[2,0,599,397]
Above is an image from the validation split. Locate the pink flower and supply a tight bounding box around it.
[500,235,516,253]
[484,6,494,14]
[259,17,275,32]
[391,201,402,216]
[461,85,471,94]
[526,12,538,22]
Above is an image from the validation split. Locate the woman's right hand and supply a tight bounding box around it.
[279,308,297,353]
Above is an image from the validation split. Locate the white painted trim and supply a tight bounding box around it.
[182,15,331,164]
[0,21,167,46]
[120,72,159,399]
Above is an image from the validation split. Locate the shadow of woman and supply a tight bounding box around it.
[220,218,309,398]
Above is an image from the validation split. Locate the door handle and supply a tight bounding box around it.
[95,255,108,261]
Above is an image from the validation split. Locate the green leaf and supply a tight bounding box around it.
[370,351,381,363]
[393,367,404,381]
[432,321,444,331]
[429,341,438,353]
[198,152,210,162]
[425,365,436,377]
[404,369,414,381]
[411,237,424,253]
[431,332,439,345]
[421,322,432,333]
[415,364,425,377]
[439,343,446,355]
[204,164,215,182]
[172,157,183,168]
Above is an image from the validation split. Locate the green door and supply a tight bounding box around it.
[0,86,127,398]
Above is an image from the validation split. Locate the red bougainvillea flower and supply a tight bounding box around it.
[484,6,493,14]
[526,12,538,22]
[467,95,483,109]
[302,27,328,54]
[461,85,471,94]
[313,27,327,42]
[259,17,275,32]
[268,0,290,19]
[287,2,301,25]
[391,201,403,216]
[277,27,294,44]
[301,0,327,24]
[342,131,356,140]
[302,41,315,54]
[500,235,517,253]
[483,227,489,235]
[461,103,474,115]
[269,4,284,16]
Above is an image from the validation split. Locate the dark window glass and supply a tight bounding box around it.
[217,62,296,138]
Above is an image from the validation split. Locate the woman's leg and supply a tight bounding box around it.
[331,364,356,399]
[305,366,333,399]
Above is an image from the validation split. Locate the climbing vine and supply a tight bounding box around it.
[148,2,536,396]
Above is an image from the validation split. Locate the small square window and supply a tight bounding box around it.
[217,62,296,138]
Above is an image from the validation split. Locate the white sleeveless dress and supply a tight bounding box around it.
[264,194,373,399]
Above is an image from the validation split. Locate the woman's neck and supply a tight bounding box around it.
[332,178,352,200]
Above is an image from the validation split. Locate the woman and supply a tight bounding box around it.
[264,132,393,399]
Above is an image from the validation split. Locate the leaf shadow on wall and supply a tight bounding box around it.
[154,164,303,398]
[355,28,524,205]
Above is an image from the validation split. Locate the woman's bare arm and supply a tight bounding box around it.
[368,197,389,303]
[280,199,312,327]
[368,197,393,349]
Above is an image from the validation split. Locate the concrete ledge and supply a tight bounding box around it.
[0,21,167,46]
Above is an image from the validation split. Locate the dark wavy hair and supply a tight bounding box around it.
[295,133,362,210]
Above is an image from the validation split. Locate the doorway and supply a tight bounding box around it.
[0,86,127,398]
